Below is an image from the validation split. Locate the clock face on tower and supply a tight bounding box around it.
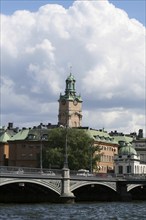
[73,99,78,106]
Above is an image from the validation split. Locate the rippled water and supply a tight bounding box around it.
[0,202,146,220]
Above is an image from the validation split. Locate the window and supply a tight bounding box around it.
[41,134,48,140]
[127,165,131,173]
[27,134,36,140]
[119,166,123,174]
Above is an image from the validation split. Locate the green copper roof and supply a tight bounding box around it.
[66,73,75,81]
[119,143,137,156]
[113,135,133,146]
[0,132,11,143]
[10,129,30,141]
[9,128,49,141]
[59,73,82,102]
[60,94,82,102]
[85,128,118,144]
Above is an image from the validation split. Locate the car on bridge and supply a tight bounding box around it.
[14,168,24,174]
[41,170,56,176]
[77,169,93,177]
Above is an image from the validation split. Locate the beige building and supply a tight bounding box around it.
[86,128,118,174]
[0,132,9,166]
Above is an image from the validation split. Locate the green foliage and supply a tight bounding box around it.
[42,128,100,170]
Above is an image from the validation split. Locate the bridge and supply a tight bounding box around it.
[1,166,146,203]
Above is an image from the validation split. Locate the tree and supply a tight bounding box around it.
[42,128,100,171]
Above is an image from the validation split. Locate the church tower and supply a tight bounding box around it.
[58,73,82,127]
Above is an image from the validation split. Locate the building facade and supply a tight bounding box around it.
[114,143,146,175]
[0,132,9,166]
[133,138,146,163]
[0,123,17,166]
[132,130,146,163]
[86,128,118,173]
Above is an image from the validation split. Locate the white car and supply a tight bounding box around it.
[77,169,93,176]
[41,171,55,176]
[14,168,24,174]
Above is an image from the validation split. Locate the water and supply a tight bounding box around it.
[0,202,146,220]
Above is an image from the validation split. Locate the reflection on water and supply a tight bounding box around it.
[0,202,146,220]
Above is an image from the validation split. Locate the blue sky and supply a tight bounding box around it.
[1,0,146,26]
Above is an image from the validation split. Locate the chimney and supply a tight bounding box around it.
[8,122,13,130]
[138,129,143,139]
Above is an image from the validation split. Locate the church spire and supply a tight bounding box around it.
[65,72,76,97]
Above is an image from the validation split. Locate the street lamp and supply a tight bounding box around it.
[64,125,68,168]
[90,145,93,173]
[39,125,43,172]
[60,124,68,168]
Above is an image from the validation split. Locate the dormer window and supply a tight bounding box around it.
[41,134,48,140]
[27,134,36,140]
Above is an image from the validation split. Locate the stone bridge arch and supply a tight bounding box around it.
[127,184,145,192]
[70,181,117,192]
[0,178,61,195]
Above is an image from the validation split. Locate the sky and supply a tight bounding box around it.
[0,0,146,136]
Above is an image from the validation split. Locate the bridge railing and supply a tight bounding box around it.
[123,173,146,180]
[1,166,146,180]
[0,166,62,176]
[70,171,146,180]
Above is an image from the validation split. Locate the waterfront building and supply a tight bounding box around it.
[132,129,146,163]
[0,130,10,166]
[133,138,146,163]
[0,123,18,166]
[114,142,146,175]
[8,124,57,168]
[84,128,118,173]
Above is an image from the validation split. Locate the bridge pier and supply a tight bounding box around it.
[116,182,132,201]
[60,167,75,203]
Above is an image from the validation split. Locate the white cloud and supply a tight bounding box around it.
[1,0,145,136]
